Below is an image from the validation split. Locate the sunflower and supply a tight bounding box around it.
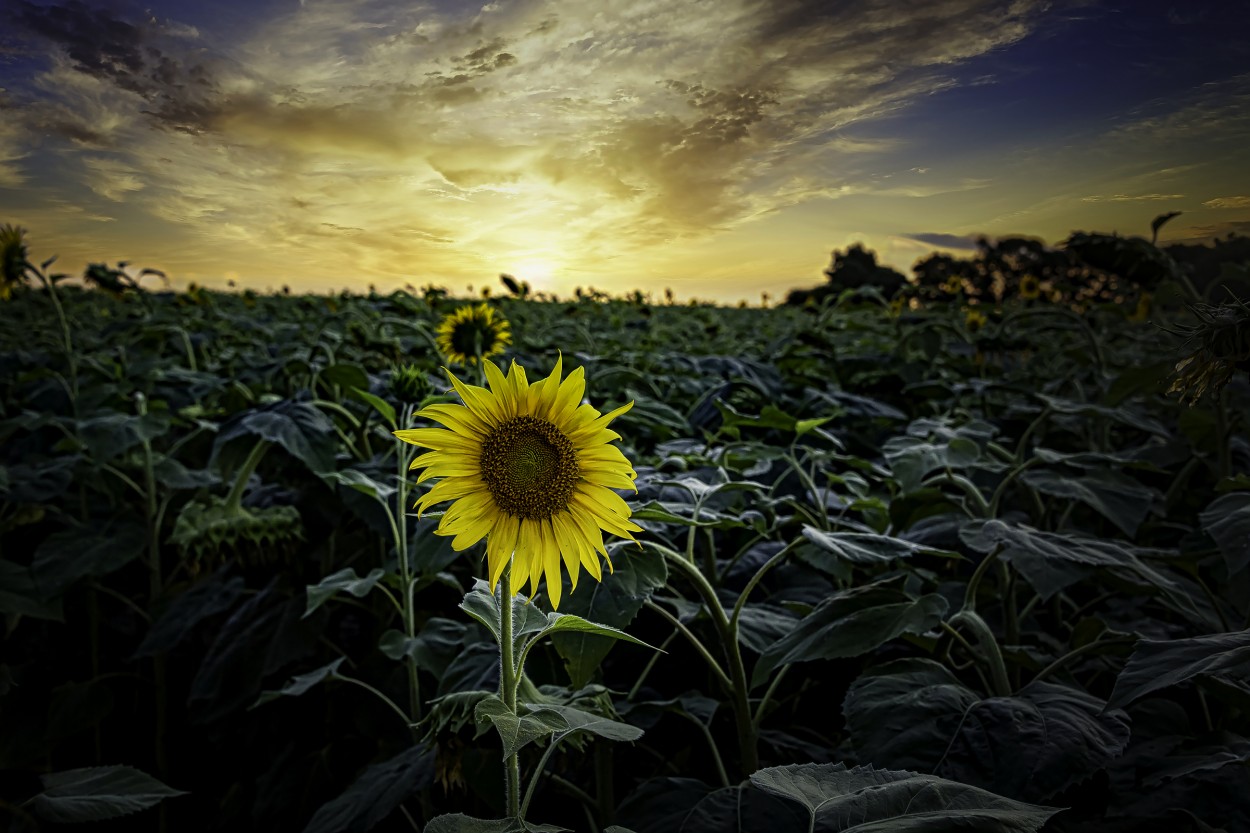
[395,356,641,609]
[0,224,30,300]
[1018,274,1041,300]
[942,275,962,295]
[964,307,988,333]
[435,303,511,366]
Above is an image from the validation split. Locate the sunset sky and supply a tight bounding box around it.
[1,0,1247,302]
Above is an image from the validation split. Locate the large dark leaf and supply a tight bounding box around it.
[960,519,1178,601]
[1020,468,1157,537]
[189,583,296,722]
[214,399,337,474]
[302,744,435,833]
[752,579,947,686]
[1109,629,1250,709]
[941,681,1131,801]
[847,661,1130,800]
[31,523,148,599]
[0,559,64,621]
[750,763,1060,832]
[1200,493,1250,576]
[134,572,246,657]
[799,525,956,569]
[550,552,668,688]
[76,411,170,462]
[25,766,185,823]
[424,815,568,833]
[843,658,980,773]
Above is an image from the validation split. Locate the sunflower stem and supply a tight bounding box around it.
[393,415,422,726]
[498,566,522,820]
[651,543,759,775]
[225,438,270,512]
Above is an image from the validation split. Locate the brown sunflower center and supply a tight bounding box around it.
[480,416,580,520]
[451,320,498,357]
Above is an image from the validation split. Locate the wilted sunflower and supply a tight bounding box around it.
[436,303,511,366]
[1018,275,1041,300]
[0,224,30,300]
[395,357,641,608]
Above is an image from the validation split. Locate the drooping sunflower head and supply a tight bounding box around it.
[395,356,641,609]
[1018,274,1041,300]
[435,303,511,366]
[0,224,30,300]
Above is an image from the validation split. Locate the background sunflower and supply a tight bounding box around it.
[435,302,511,365]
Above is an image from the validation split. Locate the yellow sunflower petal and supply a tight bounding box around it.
[539,519,564,610]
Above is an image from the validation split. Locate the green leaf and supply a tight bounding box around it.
[32,524,148,599]
[474,696,565,759]
[304,568,386,619]
[302,744,435,833]
[1021,467,1158,537]
[321,362,370,390]
[749,763,1059,832]
[25,766,186,823]
[799,525,957,568]
[214,399,337,474]
[1200,493,1250,575]
[321,468,396,501]
[134,573,246,657]
[252,658,345,708]
[632,500,747,529]
[153,457,221,490]
[795,416,833,436]
[459,581,549,656]
[752,579,948,687]
[351,387,397,427]
[939,681,1130,801]
[843,658,981,774]
[960,519,1178,602]
[0,559,64,621]
[1109,629,1250,709]
[424,815,569,833]
[76,411,171,462]
[550,554,668,688]
[529,703,645,743]
[533,612,657,653]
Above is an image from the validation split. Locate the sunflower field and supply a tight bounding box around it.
[2,243,1250,833]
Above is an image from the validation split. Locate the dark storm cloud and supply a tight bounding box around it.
[15,0,220,133]
[902,232,980,250]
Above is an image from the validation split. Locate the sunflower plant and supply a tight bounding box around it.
[435,302,512,368]
[397,356,655,826]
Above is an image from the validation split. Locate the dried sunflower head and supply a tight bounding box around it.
[1165,300,1250,405]
[0,224,30,300]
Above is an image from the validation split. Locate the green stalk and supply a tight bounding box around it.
[135,394,167,791]
[652,543,759,774]
[225,439,270,511]
[393,412,422,724]
[949,610,1011,697]
[498,568,521,819]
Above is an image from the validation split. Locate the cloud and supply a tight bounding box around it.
[900,232,980,250]
[1166,220,1250,243]
[1204,196,1250,209]
[1080,193,1186,203]
[82,156,146,201]
[0,0,1109,291]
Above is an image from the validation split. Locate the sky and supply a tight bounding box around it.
[1,0,1248,303]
